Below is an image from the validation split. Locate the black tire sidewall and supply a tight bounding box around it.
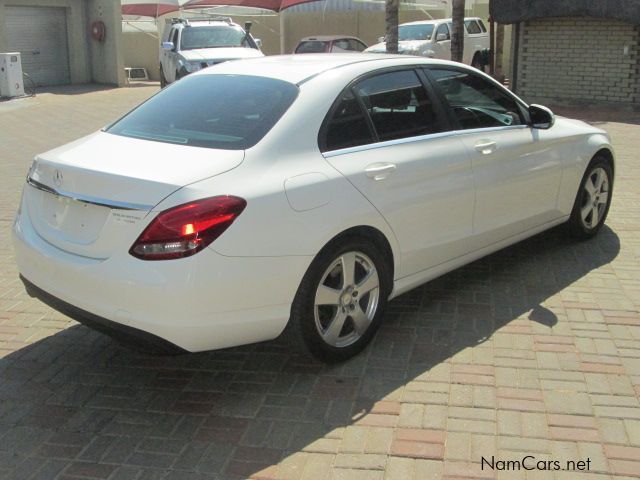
[293,237,391,362]
[569,157,613,238]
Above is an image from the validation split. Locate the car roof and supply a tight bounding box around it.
[195,53,462,85]
[179,20,238,27]
[299,35,362,42]
[401,17,483,26]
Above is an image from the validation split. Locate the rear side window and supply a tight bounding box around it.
[354,70,441,142]
[477,20,487,32]
[107,74,298,150]
[465,20,482,35]
[296,41,328,53]
[429,68,525,129]
[322,90,374,151]
[349,39,367,52]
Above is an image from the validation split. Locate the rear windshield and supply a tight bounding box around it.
[106,74,299,150]
[295,41,329,53]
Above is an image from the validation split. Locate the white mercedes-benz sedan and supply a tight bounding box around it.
[13,54,614,362]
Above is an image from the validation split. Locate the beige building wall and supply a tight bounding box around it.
[0,0,124,86]
[122,30,161,80]
[514,17,640,105]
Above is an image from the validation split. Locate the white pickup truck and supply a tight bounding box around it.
[365,17,490,69]
[160,17,264,87]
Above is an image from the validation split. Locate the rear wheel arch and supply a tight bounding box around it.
[319,226,395,288]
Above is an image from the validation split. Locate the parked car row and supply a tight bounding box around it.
[159,16,490,86]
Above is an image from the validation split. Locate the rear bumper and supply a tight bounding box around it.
[21,275,186,354]
[12,200,312,352]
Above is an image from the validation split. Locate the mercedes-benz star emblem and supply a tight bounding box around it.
[53,170,63,187]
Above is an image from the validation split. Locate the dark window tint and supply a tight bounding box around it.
[107,75,298,150]
[323,90,373,151]
[169,28,178,46]
[430,68,525,130]
[435,23,450,40]
[354,70,441,142]
[477,20,487,32]
[349,39,367,51]
[296,40,329,53]
[465,20,482,35]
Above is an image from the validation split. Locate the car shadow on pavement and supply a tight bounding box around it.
[0,225,620,479]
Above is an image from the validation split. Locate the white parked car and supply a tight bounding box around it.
[159,17,263,87]
[13,55,614,362]
[366,17,489,69]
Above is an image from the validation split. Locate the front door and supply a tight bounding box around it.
[426,67,564,249]
[432,23,452,60]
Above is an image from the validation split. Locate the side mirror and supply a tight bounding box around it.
[254,38,262,49]
[162,41,174,51]
[378,36,385,43]
[529,104,555,129]
[436,33,448,42]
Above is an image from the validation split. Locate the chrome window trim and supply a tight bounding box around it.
[26,176,154,211]
[322,124,529,158]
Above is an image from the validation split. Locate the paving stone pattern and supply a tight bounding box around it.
[0,86,639,479]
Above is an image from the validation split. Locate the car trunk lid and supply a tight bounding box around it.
[24,131,244,259]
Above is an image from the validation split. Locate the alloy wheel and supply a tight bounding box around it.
[313,251,380,348]
[580,167,610,229]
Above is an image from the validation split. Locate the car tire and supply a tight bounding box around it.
[566,155,613,239]
[159,66,167,88]
[284,236,391,363]
[471,53,484,71]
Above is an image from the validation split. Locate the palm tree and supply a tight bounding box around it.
[451,0,465,62]
[385,0,399,54]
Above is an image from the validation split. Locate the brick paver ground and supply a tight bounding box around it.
[1,85,639,480]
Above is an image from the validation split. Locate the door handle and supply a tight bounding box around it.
[365,163,397,181]
[475,140,497,155]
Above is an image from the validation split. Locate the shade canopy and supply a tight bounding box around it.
[121,0,321,17]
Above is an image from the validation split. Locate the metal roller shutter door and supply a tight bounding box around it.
[5,6,71,86]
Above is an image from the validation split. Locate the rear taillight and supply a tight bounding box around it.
[130,196,246,260]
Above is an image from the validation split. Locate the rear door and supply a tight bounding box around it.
[425,66,564,249]
[321,68,475,278]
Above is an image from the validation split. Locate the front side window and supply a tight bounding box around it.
[398,24,435,41]
[107,75,298,150]
[435,23,450,41]
[429,68,526,130]
[169,28,179,46]
[322,90,374,152]
[477,20,487,32]
[180,26,249,50]
[354,70,441,142]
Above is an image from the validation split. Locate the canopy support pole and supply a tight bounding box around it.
[279,10,286,54]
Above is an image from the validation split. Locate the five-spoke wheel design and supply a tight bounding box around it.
[568,156,613,239]
[285,237,390,362]
[314,251,380,348]
[579,167,610,229]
